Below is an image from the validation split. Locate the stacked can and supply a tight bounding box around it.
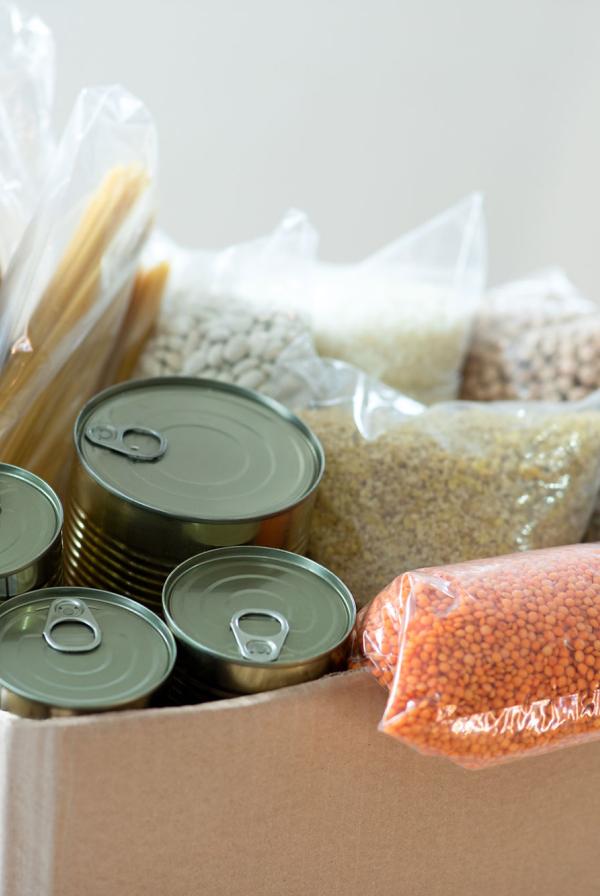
[64,377,324,615]
[162,547,356,703]
[0,464,63,598]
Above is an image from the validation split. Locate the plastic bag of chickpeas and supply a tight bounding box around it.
[353,544,600,768]
[461,268,600,402]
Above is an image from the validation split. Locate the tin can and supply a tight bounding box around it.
[64,377,324,614]
[0,463,63,598]
[162,546,356,701]
[0,586,176,718]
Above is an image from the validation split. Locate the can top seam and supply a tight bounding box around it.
[73,376,325,524]
[0,463,63,576]
[162,546,356,668]
[0,587,177,709]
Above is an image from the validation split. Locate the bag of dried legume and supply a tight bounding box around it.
[354,544,600,768]
[299,193,486,405]
[134,211,320,403]
[288,360,600,609]
[460,269,600,402]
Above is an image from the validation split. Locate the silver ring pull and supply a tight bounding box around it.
[84,423,167,462]
[43,598,102,654]
[230,609,289,663]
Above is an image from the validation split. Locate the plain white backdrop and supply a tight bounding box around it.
[36,0,600,294]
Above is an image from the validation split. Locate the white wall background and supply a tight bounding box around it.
[36,0,600,295]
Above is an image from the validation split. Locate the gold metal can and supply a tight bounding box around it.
[64,378,324,614]
[0,463,63,598]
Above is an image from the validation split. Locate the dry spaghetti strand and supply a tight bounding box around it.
[0,163,151,490]
[104,260,169,385]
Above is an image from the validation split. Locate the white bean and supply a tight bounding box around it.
[207,324,230,342]
[263,337,284,361]
[224,335,249,364]
[232,357,256,377]
[207,344,223,366]
[182,348,208,374]
[227,314,253,334]
[248,331,268,357]
[237,369,265,390]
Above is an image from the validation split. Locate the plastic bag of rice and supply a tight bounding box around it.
[304,194,486,404]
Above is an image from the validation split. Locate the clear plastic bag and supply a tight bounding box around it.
[303,195,486,404]
[461,269,600,401]
[134,212,320,404]
[0,1,55,275]
[354,544,600,768]
[0,84,156,492]
[290,360,600,608]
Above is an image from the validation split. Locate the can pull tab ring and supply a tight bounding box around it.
[84,424,167,462]
[230,609,289,663]
[43,598,102,654]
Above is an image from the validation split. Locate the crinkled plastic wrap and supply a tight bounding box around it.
[461,269,600,402]
[0,2,55,274]
[290,359,600,608]
[134,212,320,405]
[0,84,156,493]
[304,194,486,404]
[354,544,600,768]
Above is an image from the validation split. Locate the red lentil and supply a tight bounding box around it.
[354,544,600,768]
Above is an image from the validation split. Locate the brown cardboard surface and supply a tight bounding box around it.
[1,668,600,895]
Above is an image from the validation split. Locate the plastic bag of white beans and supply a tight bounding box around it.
[135,211,321,403]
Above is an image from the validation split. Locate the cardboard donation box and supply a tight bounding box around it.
[1,669,600,896]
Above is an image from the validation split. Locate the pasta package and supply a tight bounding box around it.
[0,84,156,493]
[292,359,600,608]
[0,2,55,275]
[104,260,169,384]
[355,544,600,768]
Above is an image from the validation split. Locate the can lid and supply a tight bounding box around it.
[0,587,176,709]
[76,378,324,522]
[163,547,356,665]
[0,464,62,574]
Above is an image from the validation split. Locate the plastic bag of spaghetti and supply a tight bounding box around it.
[294,194,485,404]
[461,269,600,402]
[354,544,600,768]
[0,84,156,493]
[134,211,320,403]
[284,358,600,608]
[0,2,55,276]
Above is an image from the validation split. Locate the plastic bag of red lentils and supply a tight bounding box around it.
[354,544,600,768]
